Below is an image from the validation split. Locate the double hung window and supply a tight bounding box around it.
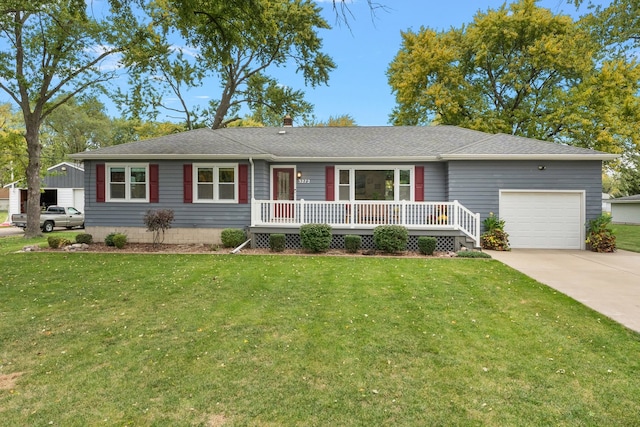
[194,164,238,202]
[107,164,148,202]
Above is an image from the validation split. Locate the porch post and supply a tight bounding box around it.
[300,199,305,224]
[475,212,481,247]
[251,199,258,226]
[453,200,459,230]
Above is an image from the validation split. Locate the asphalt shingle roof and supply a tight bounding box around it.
[70,125,617,161]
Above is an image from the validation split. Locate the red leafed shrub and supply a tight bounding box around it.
[144,209,175,247]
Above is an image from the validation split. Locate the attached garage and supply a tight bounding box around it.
[499,190,585,249]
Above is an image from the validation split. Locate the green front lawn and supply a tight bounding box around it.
[614,224,640,252]
[1,251,639,426]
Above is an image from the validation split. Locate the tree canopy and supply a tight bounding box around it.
[0,0,150,236]
[0,103,25,186]
[123,0,335,129]
[387,0,640,160]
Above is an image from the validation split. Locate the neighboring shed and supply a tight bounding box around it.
[7,162,85,219]
[610,195,640,225]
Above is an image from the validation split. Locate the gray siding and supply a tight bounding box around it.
[43,165,84,188]
[294,163,329,201]
[84,160,252,229]
[84,158,602,231]
[253,160,270,200]
[447,160,603,224]
[424,162,447,201]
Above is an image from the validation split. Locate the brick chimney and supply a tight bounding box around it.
[283,115,293,127]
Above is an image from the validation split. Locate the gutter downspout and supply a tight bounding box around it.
[249,157,255,226]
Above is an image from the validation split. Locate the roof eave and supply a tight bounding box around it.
[274,156,442,162]
[69,153,274,161]
[440,154,620,161]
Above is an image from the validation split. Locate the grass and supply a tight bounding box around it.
[614,224,640,252]
[1,249,639,425]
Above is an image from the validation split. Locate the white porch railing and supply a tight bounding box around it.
[251,199,481,247]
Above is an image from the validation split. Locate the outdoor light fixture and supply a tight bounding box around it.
[538,165,546,171]
[297,171,302,179]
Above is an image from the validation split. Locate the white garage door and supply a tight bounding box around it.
[499,191,584,249]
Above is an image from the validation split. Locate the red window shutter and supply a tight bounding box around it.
[183,164,193,203]
[414,166,424,201]
[238,164,249,204]
[150,164,159,203]
[96,164,105,203]
[325,166,335,201]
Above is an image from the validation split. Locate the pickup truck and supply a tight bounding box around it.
[11,206,85,232]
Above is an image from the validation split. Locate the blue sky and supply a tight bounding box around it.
[263,0,602,126]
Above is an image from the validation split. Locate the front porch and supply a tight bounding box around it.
[250,200,481,250]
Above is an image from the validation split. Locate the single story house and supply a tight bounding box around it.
[609,195,640,225]
[70,125,616,250]
[6,162,85,219]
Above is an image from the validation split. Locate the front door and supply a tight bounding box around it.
[273,168,295,218]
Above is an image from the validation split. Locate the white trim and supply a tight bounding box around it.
[192,163,239,203]
[609,200,640,204]
[441,154,618,161]
[71,153,617,162]
[47,161,84,172]
[499,189,586,249]
[106,163,150,203]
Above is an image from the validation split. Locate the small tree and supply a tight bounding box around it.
[144,209,175,247]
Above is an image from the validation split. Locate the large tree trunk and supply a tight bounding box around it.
[24,119,42,238]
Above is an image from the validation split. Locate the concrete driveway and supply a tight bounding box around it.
[0,226,24,237]
[488,249,640,334]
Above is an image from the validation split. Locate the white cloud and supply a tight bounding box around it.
[169,45,200,58]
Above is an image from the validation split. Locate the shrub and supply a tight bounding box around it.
[586,213,616,253]
[344,235,362,253]
[456,250,492,258]
[112,233,127,249]
[481,229,510,251]
[481,213,509,251]
[300,223,332,253]
[144,209,175,247]
[75,233,93,244]
[417,236,437,255]
[221,228,247,248]
[374,225,408,253]
[105,233,117,247]
[269,234,285,252]
[483,212,506,232]
[47,236,61,249]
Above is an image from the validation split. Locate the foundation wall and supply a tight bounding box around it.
[85,226,224,245]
